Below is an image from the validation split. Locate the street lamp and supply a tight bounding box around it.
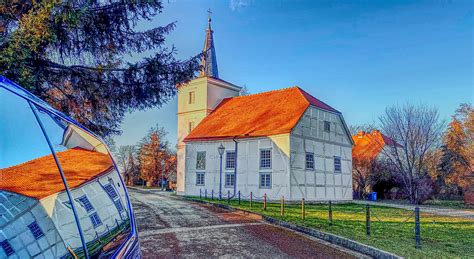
[218,144,225,199]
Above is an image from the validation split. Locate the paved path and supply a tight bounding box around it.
[353,200,474,219]
[129,188,365,258]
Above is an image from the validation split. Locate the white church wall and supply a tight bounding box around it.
[35,169,129,255]
[290,106,353,201]
[183,134,290,200]
[0,191,67,258]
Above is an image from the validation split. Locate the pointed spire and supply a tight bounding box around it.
[200,9,219,78]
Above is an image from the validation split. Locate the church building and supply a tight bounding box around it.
[176,16,353,201]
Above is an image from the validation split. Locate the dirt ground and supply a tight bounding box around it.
[129,188,365,258]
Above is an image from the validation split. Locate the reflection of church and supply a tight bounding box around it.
[176,16,354,201]
[0,88,130,259]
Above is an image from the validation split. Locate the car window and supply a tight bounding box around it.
[0,88,87,258]
[31,104,132,258]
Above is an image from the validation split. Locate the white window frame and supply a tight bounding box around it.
[259,149,272,169]
[225,172,235,188]
[196,172,205,186]
[196,151,206,170]
[334,156,342,173]
[259,172,272,189]
[225,151,236,170]
[188,121,195,133]
[305,152,315,170]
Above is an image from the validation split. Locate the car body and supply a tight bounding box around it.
[0,76,140,258]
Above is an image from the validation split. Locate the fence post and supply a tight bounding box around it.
[211,190,214,200]
[328,200,333,226]
[280,196,285,216]
[250,192,253,208]
[238,191,241,205]
[366,204,371,236]
[415,207,421,249]
[205,189,207,199]
[200,189,202,199]
[227,190,230,204]
[264,193,267,210]
[301,198,305,220]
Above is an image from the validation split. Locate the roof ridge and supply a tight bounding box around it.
[229,86,300,99]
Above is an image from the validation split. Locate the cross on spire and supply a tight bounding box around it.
[200,9,219,78]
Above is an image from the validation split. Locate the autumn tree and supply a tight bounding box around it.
[438,104,473,192]
[138,126,170,187]
[1,1,200,137]
[379,104,444,204]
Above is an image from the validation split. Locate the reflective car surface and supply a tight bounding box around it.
[0,76,140,258]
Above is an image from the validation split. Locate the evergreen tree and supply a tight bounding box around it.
[1,1,200,137]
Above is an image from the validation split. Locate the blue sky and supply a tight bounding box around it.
[114,0,473,148]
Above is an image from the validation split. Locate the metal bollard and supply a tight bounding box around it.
[200,189,202,199]
[264,193,267,210]
[205,189,207,199]
[227,190,230,204]
[415,207,421,249]
[280,196,285,216]
[250,192,253,208]
[329,200,333,226]
[211,190,214,200]
[238,191,241,205]
[301,198,305,220]
[366,204,371,236]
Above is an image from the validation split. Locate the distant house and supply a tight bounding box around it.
[352,130,399,199]
[352,130,398,162]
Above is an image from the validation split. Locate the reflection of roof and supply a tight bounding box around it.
[0,148,113,200]
[184,87,340,142]
[352,130,398,161]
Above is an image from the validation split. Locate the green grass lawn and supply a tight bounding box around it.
[192,197,474,258]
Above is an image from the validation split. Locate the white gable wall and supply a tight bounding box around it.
[184,135,291,200]
[290,106,353,201]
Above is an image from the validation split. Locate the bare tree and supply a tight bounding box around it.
[349,122,377,135]
[379,104,444,204]
[116,145,139,186]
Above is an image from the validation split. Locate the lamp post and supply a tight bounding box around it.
[218,144,225,200]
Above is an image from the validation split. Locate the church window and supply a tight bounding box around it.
[104,183,118,199]
[1,240,14,256]
[196,172,205,185]
[324,121,331,132]
[259,172,272,189]
[77,195,94,212]
[334,156,342,173]
[89,212,102,228]
[226,151,236,169]
[189,91,195,104]
[305,152,314,170]
[114,199,124,213]
[196,151,206,170]
[28,221,44,239]
[225,172,235,187]
[260,149,271,169]
[189,121,195,133]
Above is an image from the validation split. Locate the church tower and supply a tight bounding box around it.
[176,13,241,194]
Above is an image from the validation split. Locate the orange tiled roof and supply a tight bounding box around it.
[0,148,114,200]
[184,87,340,142]
[352,130,397,161]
